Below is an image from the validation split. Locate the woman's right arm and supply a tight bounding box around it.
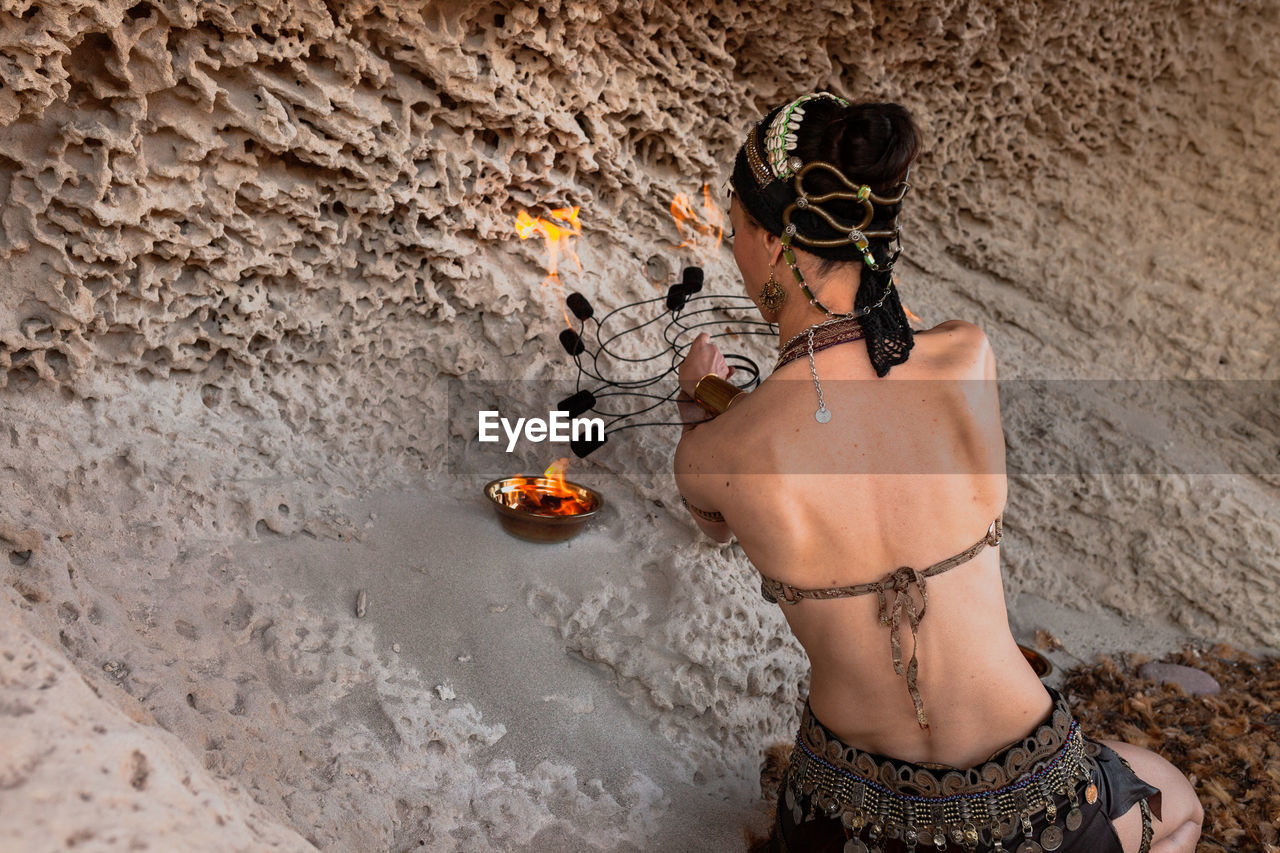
[673,333,740,543]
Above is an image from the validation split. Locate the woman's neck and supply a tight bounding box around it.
[772,261,862,347]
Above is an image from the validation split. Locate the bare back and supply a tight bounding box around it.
[675,320,1051,768]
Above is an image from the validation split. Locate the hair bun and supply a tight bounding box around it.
[828,103,919,190]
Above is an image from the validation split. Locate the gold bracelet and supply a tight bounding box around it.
[692,373,744,415]
[680,495,725,523]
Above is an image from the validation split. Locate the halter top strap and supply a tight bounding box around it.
[758,514,1004,729]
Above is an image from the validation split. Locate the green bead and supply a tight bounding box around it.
[856,185,870,201]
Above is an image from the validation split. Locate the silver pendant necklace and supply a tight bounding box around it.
[807,325,831,423]
[802,316,854,424]
[778,314,867,424]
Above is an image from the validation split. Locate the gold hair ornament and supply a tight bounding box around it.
[780,162,911,318]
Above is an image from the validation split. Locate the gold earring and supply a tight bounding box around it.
[759,271,786,317]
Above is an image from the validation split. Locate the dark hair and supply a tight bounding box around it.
[802,101,919,191]
[730,98,921,376]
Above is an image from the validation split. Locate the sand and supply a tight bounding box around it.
[3,447,1238,851]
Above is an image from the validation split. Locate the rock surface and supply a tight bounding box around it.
[0,0,1277,850]
[0,587,314,853]
[1138,661,1222,695]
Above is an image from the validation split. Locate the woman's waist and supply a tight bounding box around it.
[805,653,1053,768]
[793,603,1025,696]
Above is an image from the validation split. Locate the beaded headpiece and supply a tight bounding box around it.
[764,92,849,180]
[743,121,773,188]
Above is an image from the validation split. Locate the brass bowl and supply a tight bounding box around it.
[1018,643,1054,679]
[483,476,603,543]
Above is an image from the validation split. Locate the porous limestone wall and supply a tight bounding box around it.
[1,0,1277,850]
[0,587,315,852]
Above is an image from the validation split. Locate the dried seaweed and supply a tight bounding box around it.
[1063,645,1280,852]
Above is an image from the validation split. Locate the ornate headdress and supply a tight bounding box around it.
[731,93,915,377]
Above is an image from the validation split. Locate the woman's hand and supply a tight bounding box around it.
[677,332,734,398]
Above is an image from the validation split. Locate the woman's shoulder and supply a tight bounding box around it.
[914,319,994,380]
[918,318,989,347]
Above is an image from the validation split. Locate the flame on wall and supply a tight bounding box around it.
[670,183,723,255]
[515,207,582,279]
[515,206,583,327]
